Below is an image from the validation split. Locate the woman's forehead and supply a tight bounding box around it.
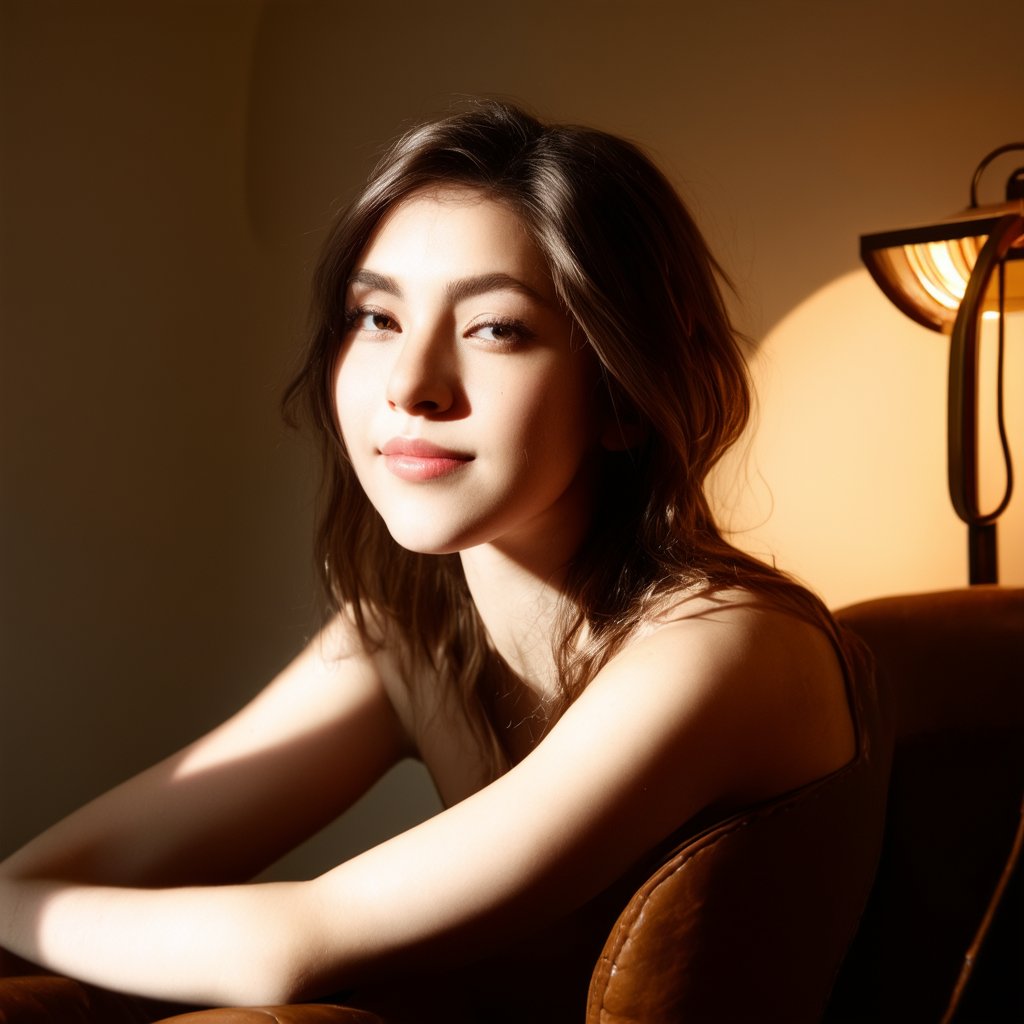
[354,187,549,291]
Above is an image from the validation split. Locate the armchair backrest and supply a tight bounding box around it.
[826,587,1024,1023]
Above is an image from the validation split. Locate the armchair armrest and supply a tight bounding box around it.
[157,1007,383,1023]
[0,974,184,1023]
[0,976,384,1024]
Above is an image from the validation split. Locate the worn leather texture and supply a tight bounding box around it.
[0,974,189,1024]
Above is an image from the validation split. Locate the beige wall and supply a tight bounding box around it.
[2,0,1022,874]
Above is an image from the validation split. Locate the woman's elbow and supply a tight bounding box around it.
[234,900,344,1007]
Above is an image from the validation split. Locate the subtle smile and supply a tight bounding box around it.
[379,438,474,481]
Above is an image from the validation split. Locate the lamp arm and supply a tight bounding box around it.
[968,142,1024,207]
[947,213,1021,529]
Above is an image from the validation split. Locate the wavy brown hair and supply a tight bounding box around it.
[286,100,838,773]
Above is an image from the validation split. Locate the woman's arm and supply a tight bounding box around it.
[0,614,412,889]
[0,602,854,1007]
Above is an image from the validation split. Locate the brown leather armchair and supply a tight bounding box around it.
[2,588,1020,1024]
[826,587,1023,1023]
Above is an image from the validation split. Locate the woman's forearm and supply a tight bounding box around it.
[0,875,322,1006]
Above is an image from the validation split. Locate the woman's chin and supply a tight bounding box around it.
[384,521,473,557]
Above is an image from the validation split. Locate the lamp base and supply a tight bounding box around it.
[969,522,998,585]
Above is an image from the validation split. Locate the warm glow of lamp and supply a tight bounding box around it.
[863,207,1024,330]
[861,143,1024,584]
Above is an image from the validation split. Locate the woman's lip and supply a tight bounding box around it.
[379,438,473,481]
[379,438,472,460]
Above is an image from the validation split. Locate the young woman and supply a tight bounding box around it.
[0,100,857,1020]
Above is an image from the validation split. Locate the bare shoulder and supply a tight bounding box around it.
[631,587,840,681]
[592,587,856,807]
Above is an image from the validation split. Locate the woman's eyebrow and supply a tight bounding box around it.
[347,269,549,306]
[347,269,401,296]
[445,272,549,305]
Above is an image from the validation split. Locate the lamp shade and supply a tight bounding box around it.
[860,199,1024,333]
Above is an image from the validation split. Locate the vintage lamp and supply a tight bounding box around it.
[861,142,1024,584]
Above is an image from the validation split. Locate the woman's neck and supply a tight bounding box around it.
[457,460,597,700]
[458,543,575,702]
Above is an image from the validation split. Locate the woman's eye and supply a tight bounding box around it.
[468,319,534,346]
[347,309,399,334]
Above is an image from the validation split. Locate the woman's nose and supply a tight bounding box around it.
[385,331,456,414]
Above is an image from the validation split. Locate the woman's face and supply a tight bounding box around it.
[333,187,603,564]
